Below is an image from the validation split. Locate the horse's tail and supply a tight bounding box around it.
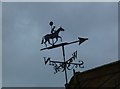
[41,36,44,44]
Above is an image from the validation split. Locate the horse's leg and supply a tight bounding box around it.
[44,40,47,47]
[58,36,62,42]
[41,36,44,44]
[52,39,54,45]
[48,39,53,45]
[54,38,58,44]
[45,43,47,47]
[44,37,47,47]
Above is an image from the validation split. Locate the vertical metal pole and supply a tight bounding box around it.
[62,45,68,88]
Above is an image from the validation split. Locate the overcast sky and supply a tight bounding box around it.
[2,2,118,87]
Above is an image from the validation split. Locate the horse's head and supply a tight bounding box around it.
[59,27,65,31]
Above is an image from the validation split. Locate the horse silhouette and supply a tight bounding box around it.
[41,27,64,47]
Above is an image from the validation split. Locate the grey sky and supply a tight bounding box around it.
[2,2,118,87]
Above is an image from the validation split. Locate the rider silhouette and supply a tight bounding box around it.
[51,26,56,34]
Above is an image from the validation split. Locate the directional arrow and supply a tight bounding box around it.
[78,37,88,45]
[40,37,88,51]
[66,37,88,45]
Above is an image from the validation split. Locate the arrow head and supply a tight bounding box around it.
[78,37,88,45]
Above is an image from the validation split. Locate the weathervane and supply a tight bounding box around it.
[40,21,88,88]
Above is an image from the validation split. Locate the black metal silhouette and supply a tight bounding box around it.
[40,21,88,88]
[44,51,84,74]
[41,37,88,51]
[41,27,64,47]
[51,26,56,34]
[49,21,53,27]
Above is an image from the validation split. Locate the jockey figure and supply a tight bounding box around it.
[51,26,56,34]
